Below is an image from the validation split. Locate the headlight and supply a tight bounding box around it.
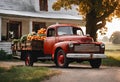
[69,42,74,48]
[101,43,105,48]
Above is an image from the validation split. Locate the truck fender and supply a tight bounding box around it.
[51,42,69,60]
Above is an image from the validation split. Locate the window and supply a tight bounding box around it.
[58,26,73,35]
[47,28,55,37]
[7,21,22,40]
[73,28,84,36]
[57,26,84,36]
[33,22,46,32]
[39,0,48,11]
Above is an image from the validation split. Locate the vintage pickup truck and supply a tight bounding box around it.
[12,24,106,68]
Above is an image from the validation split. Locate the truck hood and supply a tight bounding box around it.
[58,35,93,43]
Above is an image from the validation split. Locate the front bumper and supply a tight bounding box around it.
[66,53,107,59]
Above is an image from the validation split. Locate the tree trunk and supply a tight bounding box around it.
[86,10,97,41]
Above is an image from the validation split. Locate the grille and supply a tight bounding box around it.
[74,44,100,52]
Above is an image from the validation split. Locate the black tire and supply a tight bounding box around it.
[25,52,33,66]
[89,59,101,68]
[21,52,26,60]
[55,49,69,68]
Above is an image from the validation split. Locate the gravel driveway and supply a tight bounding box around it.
[0,61,120,82]
[42,65,120,82]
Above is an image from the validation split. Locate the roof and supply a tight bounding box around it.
[0,9,83,20]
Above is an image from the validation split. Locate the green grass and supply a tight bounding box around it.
[102,42,120,66]
[102,58,120,67]
[0,66,60,82]
[105,42,120,60]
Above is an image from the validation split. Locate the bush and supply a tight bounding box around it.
[0,49,12,60]
[110,31,120,44]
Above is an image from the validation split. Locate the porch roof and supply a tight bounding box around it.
[0,9,83,21]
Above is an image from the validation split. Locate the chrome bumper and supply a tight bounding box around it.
[66,53,107,59]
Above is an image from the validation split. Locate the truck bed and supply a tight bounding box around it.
[12,40,44,51]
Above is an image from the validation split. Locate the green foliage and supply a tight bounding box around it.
[0,49,12,60]
[20,34,28,43]
[12,39,20,44]
[0,66,58,82]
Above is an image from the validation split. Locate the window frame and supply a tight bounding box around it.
[7,21,22,40]
[32,22,46,32]
[47,28,55,37]
[39,0,48,11]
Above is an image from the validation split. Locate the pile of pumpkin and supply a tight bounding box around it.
[27,28,46,41]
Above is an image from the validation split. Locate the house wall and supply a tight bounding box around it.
[22,20,30,35]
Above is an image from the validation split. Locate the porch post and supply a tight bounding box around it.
[29,20,32,33]
[0,17,2,41]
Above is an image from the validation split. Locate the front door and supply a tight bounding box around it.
[7,21,22,40]
[44,28,56,55]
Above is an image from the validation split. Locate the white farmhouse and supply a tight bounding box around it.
[0,0,85,54]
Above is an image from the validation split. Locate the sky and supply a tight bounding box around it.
[105,18,120,37]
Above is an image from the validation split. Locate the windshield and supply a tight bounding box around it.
[57,26,83,36]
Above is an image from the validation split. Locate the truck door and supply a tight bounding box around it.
[44,28,56,55]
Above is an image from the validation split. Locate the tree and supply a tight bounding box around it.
[110,31,120,44]
[52,0,120,41]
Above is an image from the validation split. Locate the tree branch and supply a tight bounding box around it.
[96,19,106,30]
[96,2,118,22]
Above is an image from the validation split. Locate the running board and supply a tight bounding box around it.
[37,57,52,60]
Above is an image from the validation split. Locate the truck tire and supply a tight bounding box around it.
[55,49,69,68]
[25,52,33,66]
[89,59,101,68]
[21,51,26,60]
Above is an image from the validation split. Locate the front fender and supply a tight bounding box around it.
[51,41,70,59]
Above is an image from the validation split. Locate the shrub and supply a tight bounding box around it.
[110,31,120,44]
[0,49,12,60]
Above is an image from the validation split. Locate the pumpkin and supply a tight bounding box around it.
[27,28,46,41]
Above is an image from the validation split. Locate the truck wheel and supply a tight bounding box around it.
[21,52,26,60]
[25,52,33,66]
[89,59,101,68]
[55,49,69,68]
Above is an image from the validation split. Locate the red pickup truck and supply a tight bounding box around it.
[12,24,106,68]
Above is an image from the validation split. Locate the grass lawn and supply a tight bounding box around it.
[101,42,120,66]
[105,42,120,61]
[0,66,60,82]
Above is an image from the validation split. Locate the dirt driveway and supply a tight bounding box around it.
[0,61,120,82]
